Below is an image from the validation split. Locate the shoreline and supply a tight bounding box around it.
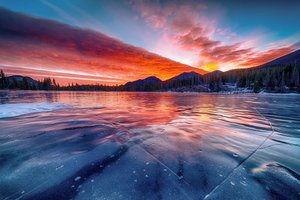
[1,89,299,95]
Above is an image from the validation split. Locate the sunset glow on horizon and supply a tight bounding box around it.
[0,0,300,85]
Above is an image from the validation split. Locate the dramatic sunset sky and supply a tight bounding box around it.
[0,0,300,85]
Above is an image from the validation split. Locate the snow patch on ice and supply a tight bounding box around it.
[0,102,71,118]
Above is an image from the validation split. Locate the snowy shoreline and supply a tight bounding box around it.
[1,89,299,95]
[0,102,71,118]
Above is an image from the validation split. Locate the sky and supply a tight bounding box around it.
[0,0,300,85]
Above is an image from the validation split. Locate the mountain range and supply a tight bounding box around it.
[123,48,300,87]
[119,49,300,93]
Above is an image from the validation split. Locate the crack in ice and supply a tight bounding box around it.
[203,108,275,200]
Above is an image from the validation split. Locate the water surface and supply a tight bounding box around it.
[0,91,299,200]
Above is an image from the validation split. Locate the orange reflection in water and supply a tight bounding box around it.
[1,91,269,153]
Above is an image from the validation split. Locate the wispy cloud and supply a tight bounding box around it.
[130,0,300,71]
[40,0,79,25]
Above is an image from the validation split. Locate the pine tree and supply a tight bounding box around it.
[253,76,263,93]
[0,69,7,89]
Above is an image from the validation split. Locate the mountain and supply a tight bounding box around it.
[205,70,223,76]
[7,75,39,88]
[203,70,223,85]
[124,76,162,91]
[125,76,162,87]
[163,71,204,90]
[167,71,202,81]
[260,49,300,67]
[124,72,208,92]
[8,75,37,83]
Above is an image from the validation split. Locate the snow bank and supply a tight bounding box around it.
[0,102,71,118]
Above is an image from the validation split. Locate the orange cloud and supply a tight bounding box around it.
[240,46,298,67]
[0,8,206,85]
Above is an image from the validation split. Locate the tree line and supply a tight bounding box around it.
[0,70,60,90]
[207,64,300,93]
[1,64,299,93]
[116,64,300,93]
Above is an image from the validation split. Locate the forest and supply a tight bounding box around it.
[1,64,299,93]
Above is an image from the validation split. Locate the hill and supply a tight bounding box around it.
[260,49,300,67]
[167,71,202,81]
[125,76,162,87]
[124,76,162,91]
[5,75,39,89]
[163,71,203,89]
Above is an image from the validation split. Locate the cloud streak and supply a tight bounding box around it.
[0,7,206,85]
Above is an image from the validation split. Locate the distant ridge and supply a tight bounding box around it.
[123,71,204,91]
[123,76,162,91]
[167,71,202,81]
[260,49,300,67]
[206,70,222,76]
[7,75,39,87]
[125,76,162,87]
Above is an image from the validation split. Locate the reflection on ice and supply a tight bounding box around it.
[0,91,299,200]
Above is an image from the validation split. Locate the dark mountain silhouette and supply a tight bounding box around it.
[124,76,162,91]
[162,71,203,90]
[125,76,162,87]
[167,71,202,81]
[6,75,39,89]
[206,70,222,75]
[7,75,38,85]
[260,49,300,67]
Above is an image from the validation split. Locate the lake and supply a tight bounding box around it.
[0,91,299,200]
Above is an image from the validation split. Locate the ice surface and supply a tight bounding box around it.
[0,102,71,118]
[0,91,300,200]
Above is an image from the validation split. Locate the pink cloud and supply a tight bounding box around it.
[130,0,299,71]
[240,46,297,67]
[176,27,221,51]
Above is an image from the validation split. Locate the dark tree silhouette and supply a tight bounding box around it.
[1,64,299,93]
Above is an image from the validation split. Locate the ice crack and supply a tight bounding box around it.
[203,108,275,199]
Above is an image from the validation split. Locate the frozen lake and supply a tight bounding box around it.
[0,91,299,200]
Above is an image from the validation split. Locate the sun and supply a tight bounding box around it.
[203,63,219,72]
